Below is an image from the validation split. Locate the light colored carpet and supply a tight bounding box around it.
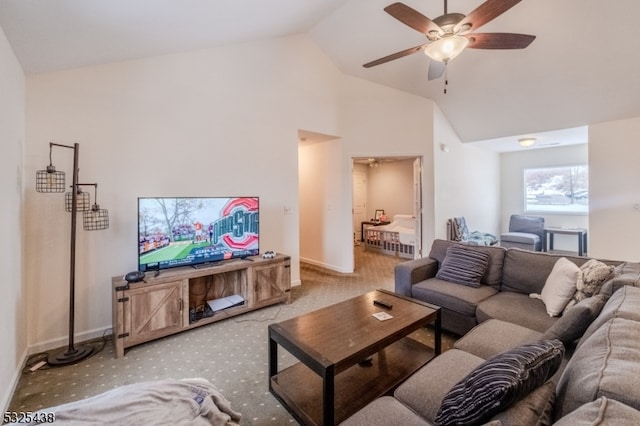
[8,247,456,424]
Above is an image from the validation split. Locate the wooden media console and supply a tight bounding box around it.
[112,253,290,358]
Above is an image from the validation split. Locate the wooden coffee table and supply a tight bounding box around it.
[268,289,441,426]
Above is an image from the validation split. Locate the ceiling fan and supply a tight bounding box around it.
[363,0,535,81]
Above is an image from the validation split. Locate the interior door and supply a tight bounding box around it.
[413,158,423,258]
[352,170,367,242]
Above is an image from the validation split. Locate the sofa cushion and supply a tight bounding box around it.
[455,319,543,360]
[412,278,497,318]
[339,396,429,426]
[436,245,490,288]
[501,249,588,295]
[553,397,640,425]
[476,291,557,333]
[395,349,485,423]
[489,380,555,426]
[429,240,506,289]
[578,284,640,348]
[531,257,582,317]
[500,231,540,245]
[596,264,640,300]
[556,317,640,418]
[541,295,606,345]
[434,340,564,426]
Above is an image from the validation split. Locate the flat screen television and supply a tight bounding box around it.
[138,196,259,271]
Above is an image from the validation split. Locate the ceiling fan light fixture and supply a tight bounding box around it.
[424,35,469,63]
[519,137,536,148]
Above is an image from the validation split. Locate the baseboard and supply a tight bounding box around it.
[27,326,112,357]
[299,256,353,274]
[2,346,29,414]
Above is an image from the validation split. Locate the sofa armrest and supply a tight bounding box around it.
[394,257,438,297]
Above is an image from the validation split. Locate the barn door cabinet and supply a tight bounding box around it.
[112,253,290,357]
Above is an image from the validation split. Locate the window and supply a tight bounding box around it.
[524,165,588,213]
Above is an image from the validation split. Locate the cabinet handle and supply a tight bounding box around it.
[179,298,183,311]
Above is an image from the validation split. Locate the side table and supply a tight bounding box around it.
[544,227,588,256]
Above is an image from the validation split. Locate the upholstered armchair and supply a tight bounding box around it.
[500,215,545,251]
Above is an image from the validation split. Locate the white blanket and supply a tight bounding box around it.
[11,378,241,426]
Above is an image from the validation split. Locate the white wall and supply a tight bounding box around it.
[589,118,640,261]
[24,34,342,351]
[433,106,501,240]
[299,138,346,271]
[500,144,588,251]
[0,25,26,411]
[339,75,438,260]
[367,159,415,219]
[23,33,453,351]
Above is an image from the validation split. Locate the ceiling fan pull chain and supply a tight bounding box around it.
[444,63,448,94]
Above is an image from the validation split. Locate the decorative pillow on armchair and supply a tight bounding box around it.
[436,245,490,288]
[435,339,564,426]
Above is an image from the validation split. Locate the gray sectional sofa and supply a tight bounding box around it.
[395,239,638,336]
[341,239,640,425]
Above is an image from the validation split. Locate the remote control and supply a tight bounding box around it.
[373,299,393,309]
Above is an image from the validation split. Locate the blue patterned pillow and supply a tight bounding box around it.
[435,339,564,426]
[436,245,490,288]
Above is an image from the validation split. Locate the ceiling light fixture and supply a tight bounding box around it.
[424,35,469,63]
[518,137,536,148]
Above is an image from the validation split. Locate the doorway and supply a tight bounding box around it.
[352,156,423,270]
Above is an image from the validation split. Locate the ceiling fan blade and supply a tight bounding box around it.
[363,43,428,68]
[454,0,522,33]
[384,2,442,35]
[465,33,535,49]
[428,61,445,80]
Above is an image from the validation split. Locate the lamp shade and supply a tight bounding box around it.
[424,35,469,63]
[83,206,109,231]
[36,166,65,193]
[65,190,91,212]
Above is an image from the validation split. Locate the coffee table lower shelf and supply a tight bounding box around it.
[270,336,434,426]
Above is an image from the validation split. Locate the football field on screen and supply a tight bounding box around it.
[140,241,209,263]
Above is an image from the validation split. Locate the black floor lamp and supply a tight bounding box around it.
[36,142,109,366]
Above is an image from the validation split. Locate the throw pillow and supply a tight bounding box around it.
[435,339,564,426]
[541,295,606,345]
[530,257,582,316]
[563,259,615,313]
[436,245,490,288]
[581,259,615,294]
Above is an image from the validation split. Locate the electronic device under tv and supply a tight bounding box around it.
[138,196,259,272]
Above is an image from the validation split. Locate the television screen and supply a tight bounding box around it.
[138,197,259,271]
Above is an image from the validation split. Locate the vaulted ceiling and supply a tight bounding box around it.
[2,0,640,146]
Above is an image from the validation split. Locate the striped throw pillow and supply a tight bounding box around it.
[436,245,490,288]
[435,339,564,426]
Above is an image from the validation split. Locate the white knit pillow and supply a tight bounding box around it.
[531,257,582,316]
